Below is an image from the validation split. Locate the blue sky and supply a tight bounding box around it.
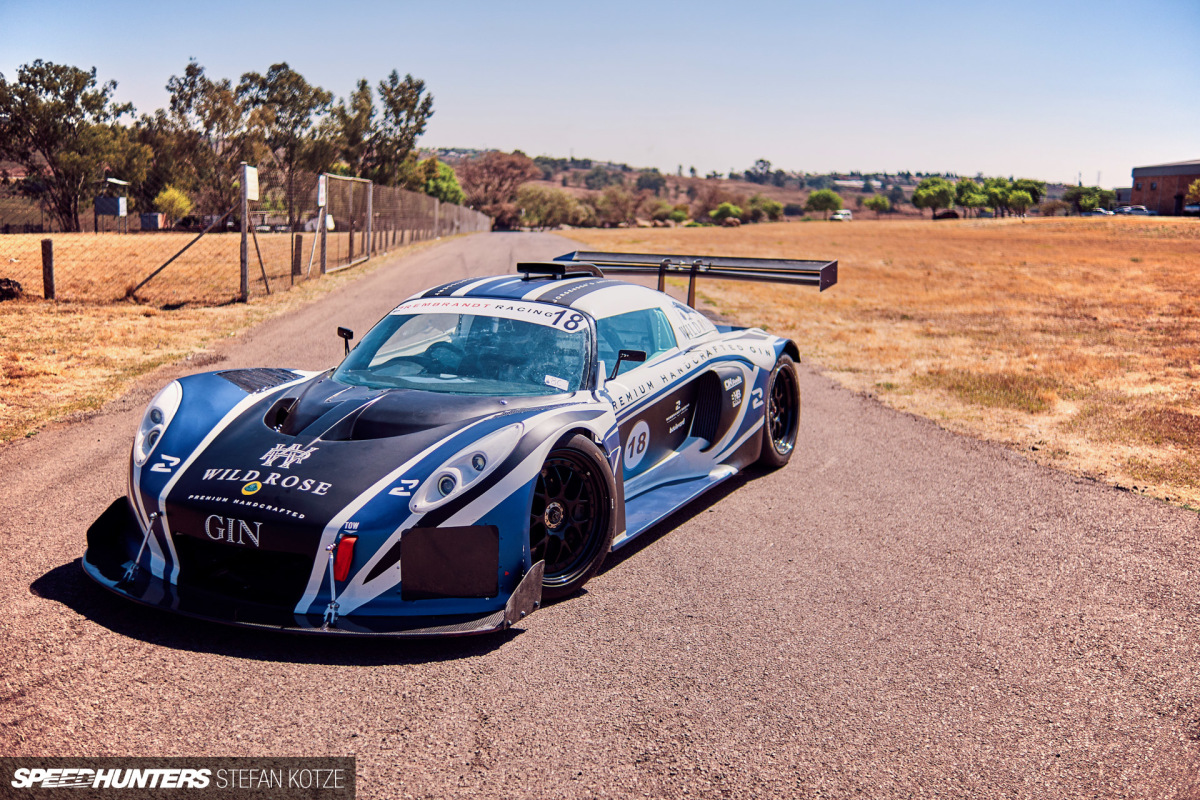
[2,0,1196,187]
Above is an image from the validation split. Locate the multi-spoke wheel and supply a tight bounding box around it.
[758,354,800,469]
[529,434,615,600]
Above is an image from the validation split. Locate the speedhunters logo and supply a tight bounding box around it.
[1,757,355,798]
[11,768,210,789]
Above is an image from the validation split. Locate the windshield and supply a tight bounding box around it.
[333,299,592,396]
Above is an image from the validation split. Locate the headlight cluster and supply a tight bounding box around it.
[410,422,524,514]
[133,381,183,467]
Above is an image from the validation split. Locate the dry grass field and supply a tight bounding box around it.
[0,230,383,305]
[566,217,1200,507]
[0,237,446,445]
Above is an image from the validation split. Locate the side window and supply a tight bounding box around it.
[596,309,678,376]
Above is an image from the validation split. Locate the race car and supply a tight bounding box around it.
[84,250,837,637]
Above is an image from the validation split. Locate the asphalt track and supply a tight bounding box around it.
[2,233,1199,799]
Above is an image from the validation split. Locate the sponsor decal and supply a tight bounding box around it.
[187,494,307,520]
[731,388,743,408]
[750,387,765,410]
[387,478,420,497]
[204,515,262,547]
[395,297,588,332]
[149,454,180,473]
[610,341,773,411]
[669,302,714,340]
[544,374,569,391]
[624,420,651,471]
[201,468,331,496]
[261,443,318,469]
[666,399,691,434]
[723,375,743,391]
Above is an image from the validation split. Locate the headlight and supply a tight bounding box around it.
[410,422,524,514]
[134,381,183,467]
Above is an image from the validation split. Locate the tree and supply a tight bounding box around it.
[1188,179,1200,204]
[517,184,578,229]
[584,166,621,190]
[912,177,955,217]
[887,184,905,209]
[746,159,772,184]
[153,184,192,223]
[1063,185,1116,214]
[864,194,890,217]
[709,202,743,222]
[370,70,434,185]
[595,185,643,226]
[689,166,697,178]
[0,60,148,231]
[862,178,875,194]
[747,194,784,222]
[635,169,666,195]
[982,177,1011,217]
[333,79,375,178]
[237,62,332,227]
[422,159,464,205]
[1007,189,1033,217]
[157,60,264,217]
[458,150,541,228]
[1011,178,1046,206]
[805,188,843,219]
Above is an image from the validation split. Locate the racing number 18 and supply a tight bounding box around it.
[550,310,583,331]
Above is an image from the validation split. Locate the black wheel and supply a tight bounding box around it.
[529,434,615,600]
[758,354,800,469]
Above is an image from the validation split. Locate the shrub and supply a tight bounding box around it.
[709,202,743,222]
[153,185,193,224]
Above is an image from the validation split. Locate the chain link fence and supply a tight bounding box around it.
[0,169,491,306]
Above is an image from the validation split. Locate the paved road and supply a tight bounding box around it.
[3,233,1199,799]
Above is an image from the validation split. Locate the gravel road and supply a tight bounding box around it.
[2,233,1198,799]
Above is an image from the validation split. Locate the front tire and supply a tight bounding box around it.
[529,434,616,600]
[758,354,800,469]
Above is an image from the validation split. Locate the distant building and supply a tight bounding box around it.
[1130,159,1200,215]
[1115,187,1131,205]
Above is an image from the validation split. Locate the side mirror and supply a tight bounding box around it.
[609,349,646,380]
[337,327,354,356]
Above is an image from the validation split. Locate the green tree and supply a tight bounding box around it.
[886,184,906,209]
[635,169,666,195]
[584,166,620,190]
[422,158,464,205]
[747,193,784,222]
[709,201,744,222]
[237,62,333,227]
[912,177,955,217]
[1011,178,1046,205]
[596,185,642,226]
[153,184,193,223]
[1007,189,1033,217]
[982,177,1011,216]
[805,188,843,219]
[334,79,375,178]
[0,60,148,231]
[517,184,577,229]
[1188,179,1200,204]
[746,159,772,184]
[863,194,890,217]
[369,70,434,185]
[1063,185,1116,214]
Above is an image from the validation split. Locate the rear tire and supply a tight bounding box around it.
[529,434,616,600]
[757,354,800,469]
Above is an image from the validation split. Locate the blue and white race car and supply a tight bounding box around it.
[84,251,837,636]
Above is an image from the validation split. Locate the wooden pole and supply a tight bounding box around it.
[41,239,55,300]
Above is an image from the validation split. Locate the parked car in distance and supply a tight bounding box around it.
[1081,208,1114,216]
[830,210,852,221]
[1114,205,1150,215]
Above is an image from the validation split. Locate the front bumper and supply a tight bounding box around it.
[82,499,543,637]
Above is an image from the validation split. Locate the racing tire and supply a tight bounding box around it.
[757,354,800,469]
[529,434,616,600]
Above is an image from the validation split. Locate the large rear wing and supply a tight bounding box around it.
[550,250,837,307]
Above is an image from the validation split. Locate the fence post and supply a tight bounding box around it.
[434,199,440,238]
[366,181,374,258]
[320,205,328,275]
[292,234,303,282]
[239,163,249,302]
[41,238,55,300]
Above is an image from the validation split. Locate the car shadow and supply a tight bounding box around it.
[596,467,760,576]
[30,560,519,665]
